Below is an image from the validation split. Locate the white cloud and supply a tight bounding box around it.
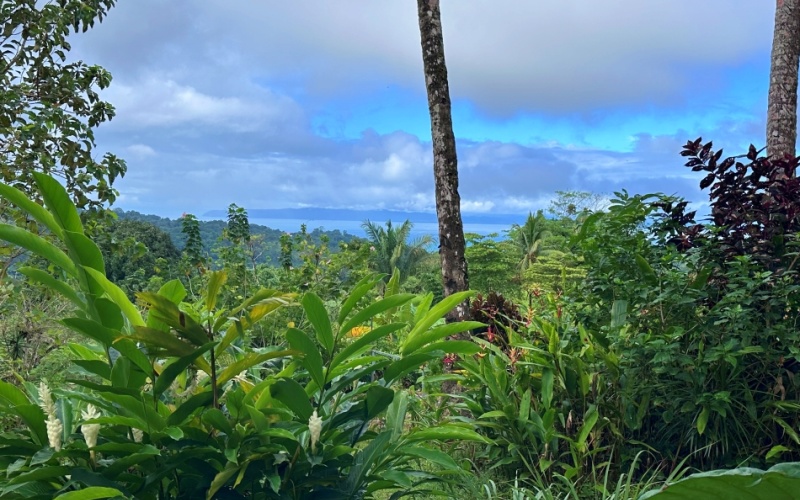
[125,144,156,158]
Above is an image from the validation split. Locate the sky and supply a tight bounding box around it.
[70,0,776,222]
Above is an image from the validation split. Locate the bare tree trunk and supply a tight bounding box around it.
[416,0,469,322]
[767,0,800,159]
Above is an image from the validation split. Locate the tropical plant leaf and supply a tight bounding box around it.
[0,223,76,276]
[338,274,382,325]
[216,350,295,387]
[204,270,227,312]
[339,294,416,338]
[84,267,144,327]
[286,328,325,390]
[383,352,440,384]
[405,425,491,444]
[639,462,800,499]
[18,267,83,309]
[302,292,334,354]
[136,292,206,345]
[403,291,474,346]
[0,181,63,238]
[270,378,314,421]
[153,342,216,398]
[54,486,127,500]
[331,323,405,372]
[33,172,83,234]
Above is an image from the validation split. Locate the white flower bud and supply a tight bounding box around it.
[81,404,101,461]
[132,428,143,443]
[308,410,322,453]
[46,415,63,451]
[39,382,62,451]
[38,382,56,417]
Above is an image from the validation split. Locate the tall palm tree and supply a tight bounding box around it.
[361,220,432,281]
[511,211,550,272]
[416,0,469,322]
[767,0,800,159]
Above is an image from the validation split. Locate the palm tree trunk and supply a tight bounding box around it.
[767,0,800,160]
[416,0,469,322]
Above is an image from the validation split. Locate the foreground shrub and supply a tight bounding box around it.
[0,173,488,499]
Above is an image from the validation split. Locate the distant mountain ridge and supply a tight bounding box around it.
[114,209,359,265]
[203,207,523,226]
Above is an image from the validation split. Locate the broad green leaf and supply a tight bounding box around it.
[383,352,440,384]
[697,406,710,436]
[639,462,800,499]
[216,292,293,355]
[216,350,295,387]
[7,465,71,485]
[409,339,481,357]
[208,462,241,500]
[0,223,76,276]
[302,292,334,353]
[338,274,382,324]
[404,291,475,346]
[345,431,392,496]
[330,323,405,372]
[203,408,233,435]
[72,360,112,381]
[130,326,210,374]
[204,270,227,312]
[400,321,484,356]
[153,342,216,398]
[541,368,554,409]
[95,298,124,331]
[84,267,144,327]
[406,425,491,444]
[33,172,83,234]
[0,181,63,238]
[765,445,791,460]
[61,318,116,346]
[610,300,628,328]
[386,268,401,297]
[386,391,408,440]
[323,360,391,406]
[286,328,325,390]
[136,291,206,345]
[18,267,83,309]
[576,405,599,450]
[270,378,314,421]
[110,356,131,388]
[519,388,532,423]
[365,386,394,419]
[64,230,105,274]
[339,293,416,337]
[0,380,29,407]
[54,487,126,500]
[100,393,165,431]
[167,391,213,427]
[403,446,461,471]
[158,279,187,304]
[13,404,47,446]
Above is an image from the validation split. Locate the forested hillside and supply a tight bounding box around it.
[114,209,358,265]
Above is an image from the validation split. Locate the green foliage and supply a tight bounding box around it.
[465,233,518,296]
[0,0,126,207]
[510,211,550,273]
[453,293,615,492]
[0,173,487,499]
[639,462,800,500]
[180,213,205,272]
[97,218,181,297]
[362,220,432,282]
[573,190,800,469]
